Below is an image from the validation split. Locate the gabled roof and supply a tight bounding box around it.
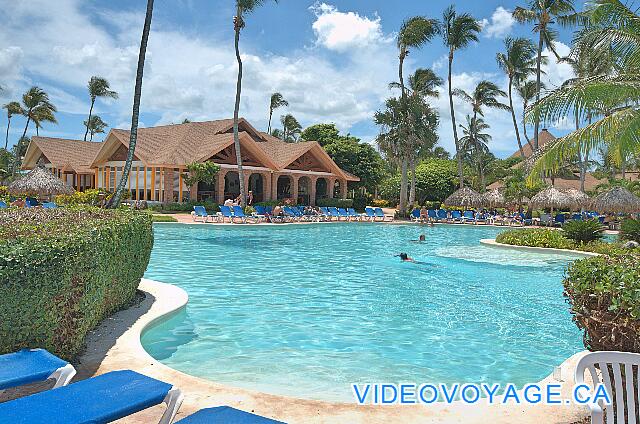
[22,137,102,174]
[510,129,556,159]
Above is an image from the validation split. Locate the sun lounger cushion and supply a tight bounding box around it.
[176,406,285,423]
[0,370,173,424]
[0,349,69,391]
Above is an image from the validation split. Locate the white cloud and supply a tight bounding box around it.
[480,7,515,39]
[309,3,388,52]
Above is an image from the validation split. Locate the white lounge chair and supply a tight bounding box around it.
[575,351,640,424]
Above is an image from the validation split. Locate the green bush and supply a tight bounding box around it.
[149,200,219,214]
[316,198,353,208]
[495,228,576,249]
[562,219,604,244]
[621,218,640,243]
[564,252,640,352]
[151,214,178,222]
[352,195,369,212]
[0,207,153,359]
[254,200,280,207]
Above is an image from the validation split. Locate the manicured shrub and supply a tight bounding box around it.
[0,207,153,359]
[149,200,219,213]
[352,195,369,212]
[495,228,575,249]
[254,200,280,207]
[151,214,178,222]
[562,219,604,244]
[316,198,353,208]
[564,252,640,352]
[621,218,640,243]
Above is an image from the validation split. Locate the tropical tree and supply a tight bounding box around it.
[84,76,118,141]
[440,5,482,188]
[270,128,283,139]
[19,87,57,141]
[280,114,302,142]
[84,115,108,141]
[516,79,543,145]
[3,101,23,150]
[232,0,277,207]
[459,115,492,191]
[32,106,58,136]
[267,92,288,134]
[109,0,154,207]
[526,0,640,187]
[496,37,538,157]
[513,0,576,151]
[395,16,438,214]
[453,80,509,124]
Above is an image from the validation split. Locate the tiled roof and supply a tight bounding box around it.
[29,137,102,174]
[488,172,607,192]
[256,132,316,168]
[509,129,556,159]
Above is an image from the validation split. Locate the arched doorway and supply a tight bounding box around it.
[315,178,328,202]
[224,171,240,201]
[248,173,265,203]
[297,176,311,205]
[197,181,216,202]
[277,175,292,200]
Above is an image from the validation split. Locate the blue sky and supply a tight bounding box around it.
[0,0,581,157]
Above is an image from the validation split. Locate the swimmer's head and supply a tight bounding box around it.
[419,234,426,241]
[399,253,408,260]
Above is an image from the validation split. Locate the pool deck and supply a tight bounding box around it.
[76,278,591,424]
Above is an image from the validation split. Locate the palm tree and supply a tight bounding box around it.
[268,92,288,134]
[395,16,438,215]
[19,87,57,141]
[440,5,482,188]
[84,115,108,141]
[84,77,117,141]
[32,106,58,136]
[232,0,276,208]
[453,80,509,123]
[513,0,576,151]
[280,114,302,142]
[459,115,492,191]
[109,0,154,207]
[3,102,23,150]
[525,0,640,187]
[516,79,542,146]
[496,37,537,158]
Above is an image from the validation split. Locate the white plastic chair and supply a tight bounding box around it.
[575,351,640,424]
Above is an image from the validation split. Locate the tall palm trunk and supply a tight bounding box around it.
[533,30,544,151]
[448,51,463,188]
[397,47,409,215]
[522,103,533,150]
[5,116,11,150]
[267,107,273,134]
[409,156,416,207]
[84,98,95,141]
[109,0,153,208]
[21,111,32,141]
[232,6,247,207]
[508,78,524,158]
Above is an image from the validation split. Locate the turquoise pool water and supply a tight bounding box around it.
[141,223,584,402]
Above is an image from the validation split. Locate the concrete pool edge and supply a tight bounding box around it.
[76,277,592,423]
[480,239,600,257]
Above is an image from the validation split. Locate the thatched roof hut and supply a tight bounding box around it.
[8,167,74,197]
[530,187,575,210]
[444,186,482,208]
[481,188,506,208]
[562,188,590,210]
[590,187,640,214]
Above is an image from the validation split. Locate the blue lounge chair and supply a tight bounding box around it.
[364,207,376,221]
[427,209,436,222]
[42,202,58,209]
[554,213,566,226]
[281,206,298,222]
[436,209,448,222]
[374,207,393,222]
[0,370,183,424]
[450,210,462,223]
[0,200,7,208]
[462,210,475,224]
[571,213,583,221]
[0,349,76,392]
[347,208,362,221]
[219,205,235,223]
[475,212,488,225]
[328,207,341,221]
[337,207,350,221]
[193,206,214,223]
[410,209,421,222]
[176,406,285,423]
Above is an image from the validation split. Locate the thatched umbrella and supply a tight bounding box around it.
[8,167,74,198]
[444,186,482,208]
[481,188,506,208]
[530,187,575,216]
[590,187,640,214]
[562,188,590,211]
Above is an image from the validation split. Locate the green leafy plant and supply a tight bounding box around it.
[148,200,219,214]
[496,228,575,249]
[0,207,153,359]
[183,161,220,189]
[151,214,178,222]
[316,198,353,208]
[621,218,640,243]
[562,219,604,244]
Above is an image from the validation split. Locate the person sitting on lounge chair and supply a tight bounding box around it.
[272,205,284,217]
[224,198,234,207]
[247,191,254,205]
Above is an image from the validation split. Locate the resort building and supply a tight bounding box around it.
[22,118,359,205]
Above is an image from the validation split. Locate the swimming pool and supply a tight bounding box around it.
[141,223,584,402]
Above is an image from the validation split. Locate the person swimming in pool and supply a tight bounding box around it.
[410,234,426,243]
[397,253,415,262]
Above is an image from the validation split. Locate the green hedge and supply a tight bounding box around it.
[0,207,153,359]
[564,252,640,352]
[149,200,219,213]
[495,228,575,249]
[316,198,353,208]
